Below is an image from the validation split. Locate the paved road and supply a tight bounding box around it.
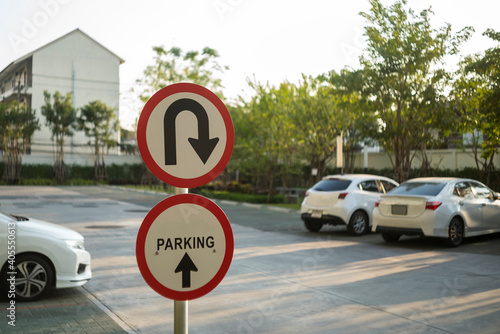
[1,186,500,334]
[69,185,500,256]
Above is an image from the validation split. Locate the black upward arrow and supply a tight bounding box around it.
[174,253,198,288]
[164,98,219,165]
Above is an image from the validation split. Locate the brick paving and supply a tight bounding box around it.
[1,287,129,334]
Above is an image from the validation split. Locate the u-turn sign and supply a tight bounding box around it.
[137,83,234,188]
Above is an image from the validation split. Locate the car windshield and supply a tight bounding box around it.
[311,179,351,192]
[389,182,446,196]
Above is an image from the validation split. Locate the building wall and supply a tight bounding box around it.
[21,153,142,166]
[30,30,121,155]
[337,149,500,171]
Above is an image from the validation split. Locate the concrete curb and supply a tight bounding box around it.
[84,288,137,334]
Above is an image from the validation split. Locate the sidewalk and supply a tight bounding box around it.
[1,287,133,334]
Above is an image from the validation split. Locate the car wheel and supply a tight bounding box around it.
[13,254,54,301]
[347,211,369,236]
[381,231,401,242]
[446,217,464,247]
[304,220,323,232]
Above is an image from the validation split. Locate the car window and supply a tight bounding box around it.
[380,180,397,193]
[389,182,446,196]
[312,179,351,192]
[358,180,380,193]
[471,182,493,200]
[454,182,475,199]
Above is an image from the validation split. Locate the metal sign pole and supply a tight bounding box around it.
[174,300,188,334]
[336,132,343,174]
[174,187,188,334]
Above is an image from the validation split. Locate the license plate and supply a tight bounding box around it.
[391,205,408,215]
[311,210,323,218]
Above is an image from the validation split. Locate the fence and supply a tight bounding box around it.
[342,149,499,171]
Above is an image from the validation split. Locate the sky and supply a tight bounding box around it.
[1,0,500,130]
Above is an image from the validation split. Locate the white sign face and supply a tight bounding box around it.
[136,194,234,300]
[137,83,234,188]
[145,92,226,179]
[145,202,225,290]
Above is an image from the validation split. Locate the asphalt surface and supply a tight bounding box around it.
[69,185,500,256]
[1,185,500,333]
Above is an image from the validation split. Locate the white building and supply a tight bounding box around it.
[0,28,124,160]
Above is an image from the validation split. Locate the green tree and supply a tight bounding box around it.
[325,69,378,173]
[0,100,39,183]
[289,75,340,183]
[451,29,500,186]
[78,100,119,182]
[41,91,76,183]
[360,0,472,182]
[233,79,302,199]
[135,46,228,103]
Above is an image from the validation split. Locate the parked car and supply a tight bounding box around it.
[300,174,399,235]
[0,210,91,301]
[372,177,500,247]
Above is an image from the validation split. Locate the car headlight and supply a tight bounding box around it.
[65,239,85,250]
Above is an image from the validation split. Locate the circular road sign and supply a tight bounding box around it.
[137,83,234,188]
[136,194,234,301]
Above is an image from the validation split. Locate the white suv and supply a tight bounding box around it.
[300,174,398,235]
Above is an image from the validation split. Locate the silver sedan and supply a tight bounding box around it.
[372,177,500,247]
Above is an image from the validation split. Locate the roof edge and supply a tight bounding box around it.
[0,28,125,76]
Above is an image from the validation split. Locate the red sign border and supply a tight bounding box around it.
[136,194,234,301]
[137,83,234,188]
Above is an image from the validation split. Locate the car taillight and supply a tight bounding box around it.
[375,199,382,207]
[426,201,442,210]
[305,190,310,197]
[338,192,348,199]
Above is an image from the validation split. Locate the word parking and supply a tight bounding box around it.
[157,236,215,251]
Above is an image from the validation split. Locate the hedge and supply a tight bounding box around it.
[0,162,498,192]
[0,163,145,185]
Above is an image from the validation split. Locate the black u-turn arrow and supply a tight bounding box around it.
[164,98,219,165]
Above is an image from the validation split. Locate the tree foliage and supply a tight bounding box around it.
[360,0,473,182]
[78,100,119,182]
[232,79,303,198]
[119,0,500,194]
[41,90,76,182]
[0,100,39,183]
[231,73,377,195]
[325,69,378,173]
[135,46,228,103]
[451,29,500,185]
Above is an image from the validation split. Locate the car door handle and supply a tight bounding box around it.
[458,201,464,206]
[481,203,486,207]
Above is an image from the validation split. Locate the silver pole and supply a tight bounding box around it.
[174,186,188,334]
[336,132,343,174]
[364,143,369,173]
[175,187,188,195]
[174,300,188,334]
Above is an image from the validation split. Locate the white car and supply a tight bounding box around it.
[300,174,399,235]
[372,177,500,247]
[0,210,91,301]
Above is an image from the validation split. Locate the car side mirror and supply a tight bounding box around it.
[494,192,500,201]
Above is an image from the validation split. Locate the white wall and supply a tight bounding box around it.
[20,154,142,166]
[30,30,121,155]
[332,149,499,171]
